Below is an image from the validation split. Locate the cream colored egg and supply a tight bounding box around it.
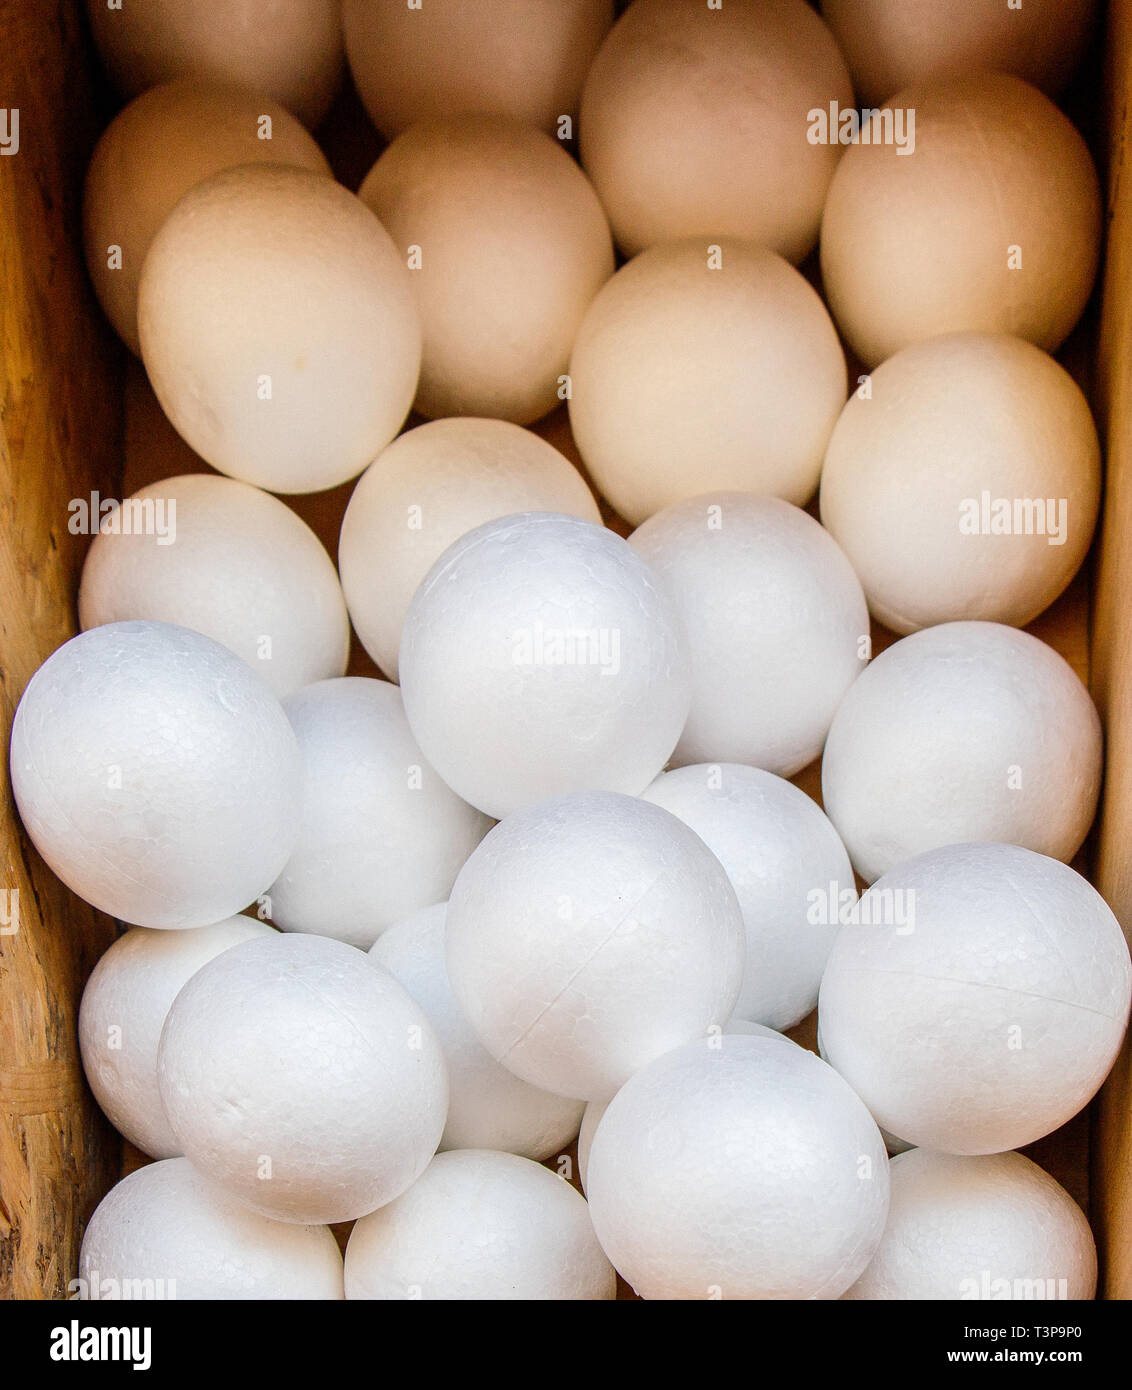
[343,0,613,139]
[821,0,1098,106]
[83,81,330,354]
[85,0,343,128]
[821,73,1102,368]
[569,238,845,525]
[339,417,600,679]
[359,115,613,425]
[579,0,853,261]
[820,333,1101,633]
[138,164,421,494]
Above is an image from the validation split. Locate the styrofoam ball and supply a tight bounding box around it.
[819,843,1132,1155]
[446,791,744,1102]
[138,164,421,494]
[641,764,855,1030]
[844,1149,1097,1300]
[586,1033,889,1299]
[343,0,613,139]
[80,916,275,1158]
[821,74,1102,368]
[399,513,692,818]
[358,115,613,425]
[79,1158,343,1300]
[10,621,301,929]
[267,679,489,949]
[338,418,600,680]
[369,904,583,1159]
[345,1149,614,1300]
[569,240,846,525]
[579,0,853,261]
[821,621,1102,883]
[157,933,448,1223]
[631,494,867,774]
[821,0,1098,105]
[820,334,1101,633]
[84,0,343,128]
[79,474,349,700]
[82,81,330,355]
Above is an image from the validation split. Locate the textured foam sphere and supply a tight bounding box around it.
[157,933,449,1223]
[358,115,613,424]
[80,916,275,1158]
[399,513,692,818]
[138,164,421,494]
[569,240,846,525]
[641,764,856,1030]
[844,1149,1097,1300]
[446,791,744,1101]
[79,1158,343,1300]
[268,680,489,949]
[631,494,867,774]
[821,0,1097,105]
[84,0,343,128]
[339,417,599,680]
[10,621,301,929]
[821,621,1102,883]
[820,334,1101,633]
[819,843,1132,1155]
[343,0,613,138]
[370,904,583,1159]
[821,74,1102,367]
[586,1033,889,1299]
[345,1149,615,1300]
[79,473,349,699]
[579,0,853,261]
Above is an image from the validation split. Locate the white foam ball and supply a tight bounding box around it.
[446,790,744,1102]
[821,621,1102,883]
[819,843,1132,1155]
[586,1033,890,1299]
[369,904,583,1158]
[399,513,692,819]
[157,933,448,1223]
[844,1149,1097,1300]
[631,494,867,775]
[79,1158,343,1300]
[569,239,846,525]
[345,1149,615,1300]
[338,417,600,680]
[79,473,350,699]
[80,916,275,1158]
[10,621,301,928]
[641,764,855,1030]
[268,679,489,949]
[820,333,1101,633]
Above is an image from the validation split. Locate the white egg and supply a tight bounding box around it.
[10,621,301,929]
[79,1158,343,1300]
[338,417,600,680]
[630,494,868,775]
[398,512,692,819]
[138,164,421,494]
[819,843,1132,1155]
[844,1149,1097,1300]
[157,933,449,1224]
[369,904,583,1160]
[267,679,490,949]
[569,240,846,525]
[821,621,1102,883]
[446,790,745,1102]
[79,473,349,700]
[586,1033,890,1299]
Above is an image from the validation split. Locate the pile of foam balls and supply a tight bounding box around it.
[10,0,1131,1300]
